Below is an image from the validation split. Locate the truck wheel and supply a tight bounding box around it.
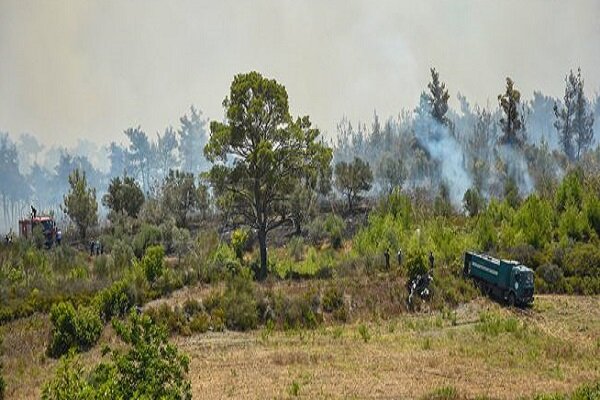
[507,292,516,307]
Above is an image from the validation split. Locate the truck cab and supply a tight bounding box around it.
[509,265,534,306]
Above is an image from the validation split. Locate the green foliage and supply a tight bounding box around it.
[357,324,371,343]
[514,194,554,249]
[376,189,413,228]
[41,351,93,400]
[322,285,344,313]
[62,169,98,240]
[558,205,590,242]
[132,224,162,258]
[107,311,192,399]
[556,169,584,212]
[376,154,407,194]
[231,228,250,259]
[161,169,204,228]
[48,302,103,358]
[102,175,145,219]
[140,245,165,283]
[563,243,600,278]
[463,187,485,216]
[204,71,331,279]
[43,312,192,400]
[324,213,345,249]
[584,194,600,236]
[334,156,374,210]
[421,386,459,400]
[475,311,522,337]
[475,213,498,251]
[208,243,241,278]
[498,77,525,146]
[407,247,429,280]
[287,236,305,261]
[94,280,136,322]
[222,269,258,331]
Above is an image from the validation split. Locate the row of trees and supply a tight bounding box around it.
[334,68,598,207]
[0,106,211,232]
[3,69,600,279]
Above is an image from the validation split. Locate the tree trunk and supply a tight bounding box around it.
[258,227,267,280]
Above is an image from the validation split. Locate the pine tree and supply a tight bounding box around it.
[426,68,450,126]
[573,69,595,160]
[498,77,526,147]
[554,68,594,161]
[554,70,578,161]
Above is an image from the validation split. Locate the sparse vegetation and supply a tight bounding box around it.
[1,61,599,399]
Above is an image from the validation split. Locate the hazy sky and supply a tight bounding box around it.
[1,0,599,147]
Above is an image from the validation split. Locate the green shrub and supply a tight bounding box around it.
[48,302,103,358]
[231,228,251,259]
[141,245,165,283]
[558,205,590,242]
[563,243,600,278]
[475,311,520,337]
[222,270,258,331]
[145,303,188,336]
[132,224,162,258]
[94,280,136,322]
[189,314,210,334]
[41,351,93,400]
[43,311,192,400]
[287,236,305,261]
[407,248,428,280]
[322,285,344,313]
[111,239,135,270]
[208,243,241,278]
[537,264,564,292]
[421,386,459,400]
[274,290,321,330]
[514,194,554,249]
[358,324,371,343]
[324,213,346,249]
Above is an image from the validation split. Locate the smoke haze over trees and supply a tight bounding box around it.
[1,68,600,233]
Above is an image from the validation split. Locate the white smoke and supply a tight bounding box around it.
[413,96,473,206]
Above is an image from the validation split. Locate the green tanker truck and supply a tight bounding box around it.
[463,251,534,307]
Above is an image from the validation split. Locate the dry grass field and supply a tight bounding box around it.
[2,294,599,399]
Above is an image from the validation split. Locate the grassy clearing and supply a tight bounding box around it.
[2,294,599,399]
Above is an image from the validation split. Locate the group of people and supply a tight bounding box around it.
[90,240,103,256]
[383,248,435,272]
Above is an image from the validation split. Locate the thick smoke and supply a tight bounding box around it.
[413,96,472,206]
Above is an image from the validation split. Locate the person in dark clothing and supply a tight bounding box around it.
[429,251,435,271]
[31,205,37,219]
[397,249,403,266]
[384,248,390,270]
[90,241,95,256]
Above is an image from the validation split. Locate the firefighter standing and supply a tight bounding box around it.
[429,251,435,272]
[384,248,390,270]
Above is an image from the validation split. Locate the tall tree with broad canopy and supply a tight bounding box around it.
[204,71,331,279]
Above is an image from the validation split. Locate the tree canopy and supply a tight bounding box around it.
[204,71,331,279]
